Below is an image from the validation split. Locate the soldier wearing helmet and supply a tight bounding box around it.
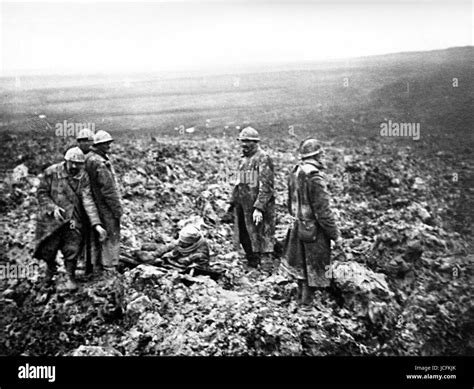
[34,147,107,291]
[85,130,123,276]
[225,127,275,274]
[282,138,341,306]
[148,224,210,271]
[76,128,95,274]
[76,128,94,155]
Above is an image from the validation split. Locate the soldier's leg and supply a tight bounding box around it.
[297,244,315,306]
[101,219,120,275]
[236,205,259,268]
[91,232,103,274]
[84,230,93,275]
[36,233,61,284]
[301,279,316,306]
[59,226,83,290]
[296,279,304,303]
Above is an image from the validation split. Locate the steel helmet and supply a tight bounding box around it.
[64,147,85,163]
[76,128,94,141]
[93,130,114,145]
[178,224,202,245]
[299,138,324,159]
[237,127,260,141]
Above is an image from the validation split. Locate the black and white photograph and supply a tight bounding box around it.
[0,0,472,387]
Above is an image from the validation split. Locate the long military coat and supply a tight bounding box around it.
[283,160,340,287]
[229,146,275,253]
[34,162,101,256]
[85,148,122,266]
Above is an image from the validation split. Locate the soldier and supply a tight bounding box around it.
[85,130,122,276]
[156,224,210,270]
[76,128,94,155]
[34,147,107,290]
[283,138,342,306]
[225,127,275,274]
[76,128,95,274]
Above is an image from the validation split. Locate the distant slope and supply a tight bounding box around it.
[0,46,472,152]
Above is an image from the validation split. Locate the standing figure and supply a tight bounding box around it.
[76,127,95,274]
[34,147,106,290]
[226,127,275,274]
[85,130,122,275]
[76,128,94,155]
[283,138,342,306]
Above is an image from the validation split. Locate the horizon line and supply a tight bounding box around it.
[1,45,472,79]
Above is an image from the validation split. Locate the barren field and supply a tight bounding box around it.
[0,47,473,356]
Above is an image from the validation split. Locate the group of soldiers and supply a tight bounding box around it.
[33,126,342,306]
[34,129,121,291]
[223,127,342,305]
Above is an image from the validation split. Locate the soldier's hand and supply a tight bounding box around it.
[95,225,108,242]
[162,251,174,261]
[53,206,66,222]
[221,204,234,224]
[253,209,263,225]
[331,236,343,250]
[221,212,233,224]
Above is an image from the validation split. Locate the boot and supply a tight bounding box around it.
[44,264,57,286]
[260,254,274,276]
[85,258,93,275]
[296,280,304,304]
[247,254,260,269]
[300,280,315,306]
[103,266,118,278]
[63,261,79,291]
[62,273,79,291]
[92,263,104,279]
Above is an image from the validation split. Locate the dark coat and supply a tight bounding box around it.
[85,149,122,226]
[85,149,122,266]
[34,162,101,257]
[283,160,340,287]
[161,238,210,269]
[229,146,275,253]
[80,151,98,271]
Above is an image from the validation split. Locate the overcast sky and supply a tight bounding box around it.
[0,0,472,76]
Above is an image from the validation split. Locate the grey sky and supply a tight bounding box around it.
[1,0,472,76]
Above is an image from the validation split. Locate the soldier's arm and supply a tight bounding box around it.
[185,252,209,267]
[227,166,239,206]
[253,154,275,211]
[158,242,179,258]
[36,169,56,213]
[81,173,102,227]
[96,162,123,219]
[228,185,237,206]
[307,172,340,240]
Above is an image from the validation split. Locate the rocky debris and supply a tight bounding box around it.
[412,177,427,191]
[385,255,413,279]
[328,261,397,325]
[126,295,153,317]
[126,265,167,292]
[408,202,431,223]
[11,164,29,182]
[70,345,123,356]
[329,261,393,299]
[0,136,471,356]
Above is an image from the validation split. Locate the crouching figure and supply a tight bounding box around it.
[160,225,210,270]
